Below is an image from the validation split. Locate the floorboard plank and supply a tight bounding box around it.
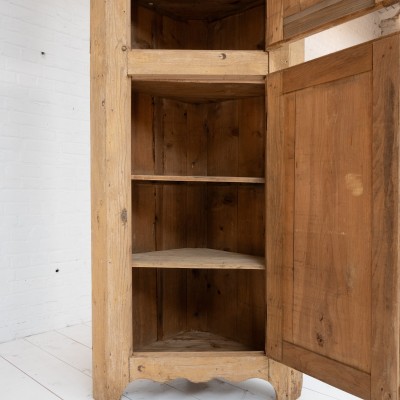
[0,356,61,400]
[57,324,92,348]
[25,330,92,377]
[0,339,92,400]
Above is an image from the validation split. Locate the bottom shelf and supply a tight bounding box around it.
[136,331,254,353]
[131,331,268,382]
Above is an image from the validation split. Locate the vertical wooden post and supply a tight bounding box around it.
[371,33,400,400]
[91,0,132,399]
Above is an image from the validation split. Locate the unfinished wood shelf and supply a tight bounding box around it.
[132,80,264,102]
[129,50,268,101]
[135,330,253,352]
[132,248,265,270]
[131,175,265,184]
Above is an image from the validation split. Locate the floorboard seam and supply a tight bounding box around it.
[0,355,64,400]
[23,337,92,378]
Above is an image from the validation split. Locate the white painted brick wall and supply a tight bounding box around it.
[0,0,91,343]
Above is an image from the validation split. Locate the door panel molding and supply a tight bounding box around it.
[371,33,400,400]
[266,33,400,399]
[267,0,397,47]
[282,342,371,399]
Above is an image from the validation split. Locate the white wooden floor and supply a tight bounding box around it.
[0,322,361,400]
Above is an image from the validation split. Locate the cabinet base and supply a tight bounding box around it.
[129,352,302,399]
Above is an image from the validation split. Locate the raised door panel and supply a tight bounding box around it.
[266,0,397,47]
[266,33,400,399]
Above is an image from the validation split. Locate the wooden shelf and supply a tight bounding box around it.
[132,248,265,270]
[132,80,264,102]
[131,175,265,184]
[134,331,254,352]
[129,50,267,102]
[128,50,268,80]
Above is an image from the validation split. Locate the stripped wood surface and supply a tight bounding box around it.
[371,33,400,400]
[132,248,265,270]
[282,342,370,399]
[90,0,132,399]
[266,32,400,399]
[132,80,264,102]
[130,351,269,383]
[134,331,253,352]
[266,0,397,46]
[128,50,269,80]
[131,175,265,184]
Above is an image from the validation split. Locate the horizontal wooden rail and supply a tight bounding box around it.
[131,174,265,184]
[128,50,269,81]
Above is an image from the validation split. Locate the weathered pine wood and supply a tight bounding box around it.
[266,32,400,399]
[266,72,284,361]
[134,331,253,352]
[371,33,400,400]
[128,50,269,80]
[267,0,398,47]
[132,80,264,103]
[281,92,296,344]
[90,0,131,399]
[282,342,371,399]
[268,359,303,400]
[132,248,265,270]
[292,72,372,372]
[131,175,265,184]
[282,41,372,93]
[130,351,269,383]
[269,40,305,73]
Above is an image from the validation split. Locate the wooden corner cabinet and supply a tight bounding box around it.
[91,1,400,399]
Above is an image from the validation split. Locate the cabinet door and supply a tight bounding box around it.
[267,0,398,47]
[266,33,400,399]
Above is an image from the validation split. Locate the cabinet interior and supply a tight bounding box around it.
[131,1,266,352]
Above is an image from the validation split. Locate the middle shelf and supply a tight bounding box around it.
[131,175,265,184]
[132,248,265,270]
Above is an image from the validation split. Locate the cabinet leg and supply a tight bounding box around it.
[268,359,303,400]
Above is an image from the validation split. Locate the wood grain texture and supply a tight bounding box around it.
[268,359,303,400]
[128,50,269,79]
[130,351,302,399]
[90,0,131,399]
[134,331,253,352]
[292,73,372,373]
[371,33,400,400]
[131,175,265,183]
[130,351,269,383]
[283,0,376,40]
[281,93,296,344]
[283,41,372,93]
[132,80,264,102]
[136,0,264,21]
[268,40,305,73]
[266,73,284,361]
[282,342,371,400]
[266,0,284,47]
[132,248,265,270]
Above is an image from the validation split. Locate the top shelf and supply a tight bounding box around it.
[129,50,268,101]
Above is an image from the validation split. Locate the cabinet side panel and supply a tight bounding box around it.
[91,0,132,398]
[371,34,400,400]
[292,73,372,373]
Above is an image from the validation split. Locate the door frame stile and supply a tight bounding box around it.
[91,0,132,399]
